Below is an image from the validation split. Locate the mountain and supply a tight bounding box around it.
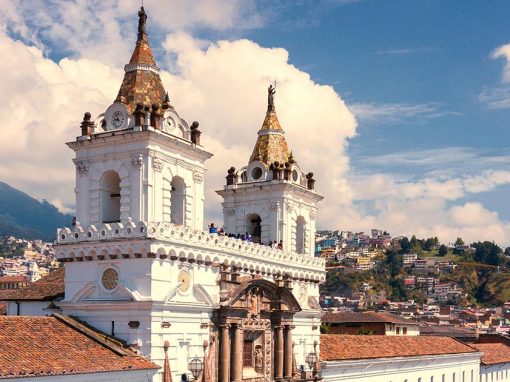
[0,182,73,241]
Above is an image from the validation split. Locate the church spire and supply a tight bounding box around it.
[116,6,166,113]
[249,84,291,165]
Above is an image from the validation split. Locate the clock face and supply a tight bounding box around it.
[178,270,191,293]
[101,268,119,290]
[111,110,126,129]
[164,116,175,131]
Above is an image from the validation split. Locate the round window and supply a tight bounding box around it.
[252,167,263,180]
[292,169,299,182]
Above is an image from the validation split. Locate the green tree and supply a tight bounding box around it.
[504,247,510,257]
[438,244,448,257]
[455,237,465,246]
[399,237,411,254]
[410,235,418,249]
[424,238,435,251]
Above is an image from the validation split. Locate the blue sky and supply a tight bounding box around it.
[1,0,510,245]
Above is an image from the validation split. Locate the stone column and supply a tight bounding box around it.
[232,324,243,382]
[284,326,293,379]
[220,324,231,382]
[274,325,284,380]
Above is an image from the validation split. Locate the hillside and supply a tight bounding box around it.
[0,182,73,241]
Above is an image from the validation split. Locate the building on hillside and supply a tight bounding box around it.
[0,315,159,381]
[320,335,481,382]
[321,312,420,336]
[0,275,28,290]
[45,6,325,382]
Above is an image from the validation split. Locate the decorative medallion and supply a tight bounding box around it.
[193,170,204,183]
[178,269,191,293]
[152,156,164,172]
[101,268,119,290]
[75,160,89,175]
[131,154,144,168]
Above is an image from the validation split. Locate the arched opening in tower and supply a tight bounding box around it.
[246,214,262,244]
[296,216,306,254]
[100,170,121,223]
[170,176,186,225]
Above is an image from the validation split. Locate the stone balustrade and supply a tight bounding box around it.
[56,221,326,281]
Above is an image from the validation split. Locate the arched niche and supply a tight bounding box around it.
[170,176,186,225]
[295,216,307,254]
[100,170,121,223]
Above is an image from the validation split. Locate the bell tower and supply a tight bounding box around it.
[72,6,211,231]
[216,85,323,256]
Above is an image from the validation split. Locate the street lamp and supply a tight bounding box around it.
[305,352,318,371]
[188,356,204,381]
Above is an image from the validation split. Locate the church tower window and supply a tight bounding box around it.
[246,214,262,243]
[170,176,186,225]
[100,171,121,223]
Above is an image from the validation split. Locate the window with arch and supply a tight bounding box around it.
[170,176,186,225]
[295,216,306,254]
[100,170,121,223]
[418,378,422,382]
[245,214,262,244]
[442,374,445,382]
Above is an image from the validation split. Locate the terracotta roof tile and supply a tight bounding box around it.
[320,334,478,361]
[322,311,419,325]
[0,315,159,378]
[471,343,510,365]
[0,267,64,301]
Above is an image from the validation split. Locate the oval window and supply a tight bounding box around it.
[292,169,299,182]
[252,167,263,180]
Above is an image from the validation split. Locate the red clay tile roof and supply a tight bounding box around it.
[0,315,159,378]
[0,267,64,301]
[320,334,478,361]
[471,343,510,365]
[322,311,419,325]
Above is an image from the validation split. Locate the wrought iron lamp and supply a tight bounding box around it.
[188,356,204,381]
[305,352,317,370]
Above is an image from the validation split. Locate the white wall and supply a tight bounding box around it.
[480,364,510,382]
[322,353,481,382]
[1,369,158,381]
[6,301,49,316]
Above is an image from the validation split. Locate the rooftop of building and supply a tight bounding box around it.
[0,315,159,379]
[320,334,478,361]
[0,275,27,283]
[321,311,419,326]
[0,267,64,301]
[470,343,510,365]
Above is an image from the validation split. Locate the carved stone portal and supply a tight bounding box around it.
[214,279,301,382]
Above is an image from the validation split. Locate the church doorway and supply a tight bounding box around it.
[170,176,186,225]
[246,214,262,243]
[100,170,121,223]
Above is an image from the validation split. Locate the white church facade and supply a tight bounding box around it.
[54,6,324,382]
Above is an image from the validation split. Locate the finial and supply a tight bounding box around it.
[137,6,148,42]
[267,82,277,112]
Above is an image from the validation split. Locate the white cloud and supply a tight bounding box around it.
[492,43,510,83]
[2,2,510,247]
[376,47,439,55]
[349,102,452,124]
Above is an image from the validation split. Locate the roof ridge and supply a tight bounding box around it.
[52,314,131,357]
